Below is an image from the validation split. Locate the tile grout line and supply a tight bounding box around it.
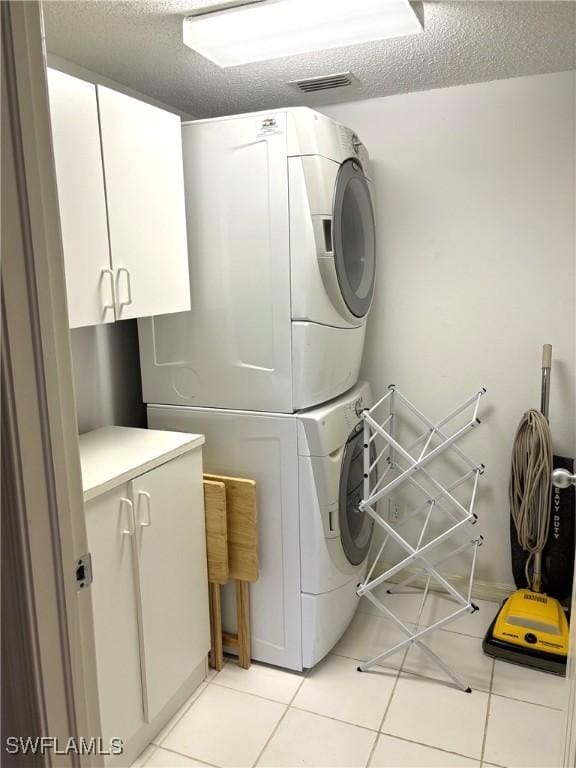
[152,648,557,767]
[210,678,304,706]
[363,729,380,768]
[153,660,306,768]
[489,689,565,712]
[250,666,311,768]
[331,649,405,670]
[151,656,245,751]
[362,604,434,768]
[331,649,382,663]
[289,704,381,735]
[357,595,427,767]
[357,611,489,642]
[152,681,211,747]
[143,614,556,767]
[479,658,496,767]
[153,744,221,767]
[378,730,484,763]
[398,669,491,696]
[242,697,486,767]
[365,611,490,767]
[365,648,408,767]
[357,606,491,641]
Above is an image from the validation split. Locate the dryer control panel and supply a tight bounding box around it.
[338,125,370,171]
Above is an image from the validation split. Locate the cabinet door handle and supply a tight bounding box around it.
[137,490,152,528]
[101,268,116,315]
[121,498,135,536]
[116,267,133,309]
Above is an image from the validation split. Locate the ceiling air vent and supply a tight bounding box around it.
[290,72,358,94]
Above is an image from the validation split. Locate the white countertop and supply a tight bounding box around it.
[79,426,204,500]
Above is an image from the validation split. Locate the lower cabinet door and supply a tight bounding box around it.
[132,449,210,721]
[85,484,144,747]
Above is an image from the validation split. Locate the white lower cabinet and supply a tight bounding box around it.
[134,450,209,722]
[80,427,209,764]
[85,485,144,748]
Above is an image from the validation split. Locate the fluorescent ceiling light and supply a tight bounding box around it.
[183,0,423,68]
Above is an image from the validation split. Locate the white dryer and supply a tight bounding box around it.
[138,108,376,413]
[147,381,374,671]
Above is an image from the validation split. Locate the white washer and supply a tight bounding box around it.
[138,108,376,413]
[147,381,374,671]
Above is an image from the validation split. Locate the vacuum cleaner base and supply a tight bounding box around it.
[483,592,568,677]
[483,622,567,675]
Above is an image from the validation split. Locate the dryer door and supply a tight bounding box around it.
[333,159,376,319]
[339,427,374,566]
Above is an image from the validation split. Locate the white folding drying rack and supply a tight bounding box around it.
[357,384,486,692]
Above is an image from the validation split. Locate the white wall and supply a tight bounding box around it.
[70,322,145,434]
[321,71,576,589]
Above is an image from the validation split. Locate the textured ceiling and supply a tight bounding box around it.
[43,1,576,118]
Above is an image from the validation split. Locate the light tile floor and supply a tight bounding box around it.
[131,592,566,768]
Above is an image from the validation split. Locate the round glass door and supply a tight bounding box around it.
[333,159,376,318]
[339,428,375,566]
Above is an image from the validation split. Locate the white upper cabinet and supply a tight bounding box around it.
[47,69,114,328]
[97,86,191,320]
[47,69,191,327]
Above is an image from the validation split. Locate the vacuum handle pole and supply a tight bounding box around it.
[540,344,552,420]
[533,344,552,593]
[533,554,543,593]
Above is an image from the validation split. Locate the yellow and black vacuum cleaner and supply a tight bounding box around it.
[483,345,572,675]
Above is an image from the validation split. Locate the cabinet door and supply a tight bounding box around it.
[85,484,144,746]
[97,86,191,320]
[132,449,210,722]
[47,69,114,328]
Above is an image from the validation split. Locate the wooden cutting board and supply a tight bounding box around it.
[204,473,258,583]
[203,479,229,585]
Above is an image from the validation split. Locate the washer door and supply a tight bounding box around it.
[339,428,375,566]
[333,159,376,319]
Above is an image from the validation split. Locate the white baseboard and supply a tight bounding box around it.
[371,560,515,605]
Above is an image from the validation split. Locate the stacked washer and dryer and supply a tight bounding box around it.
[139,107,377,671]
